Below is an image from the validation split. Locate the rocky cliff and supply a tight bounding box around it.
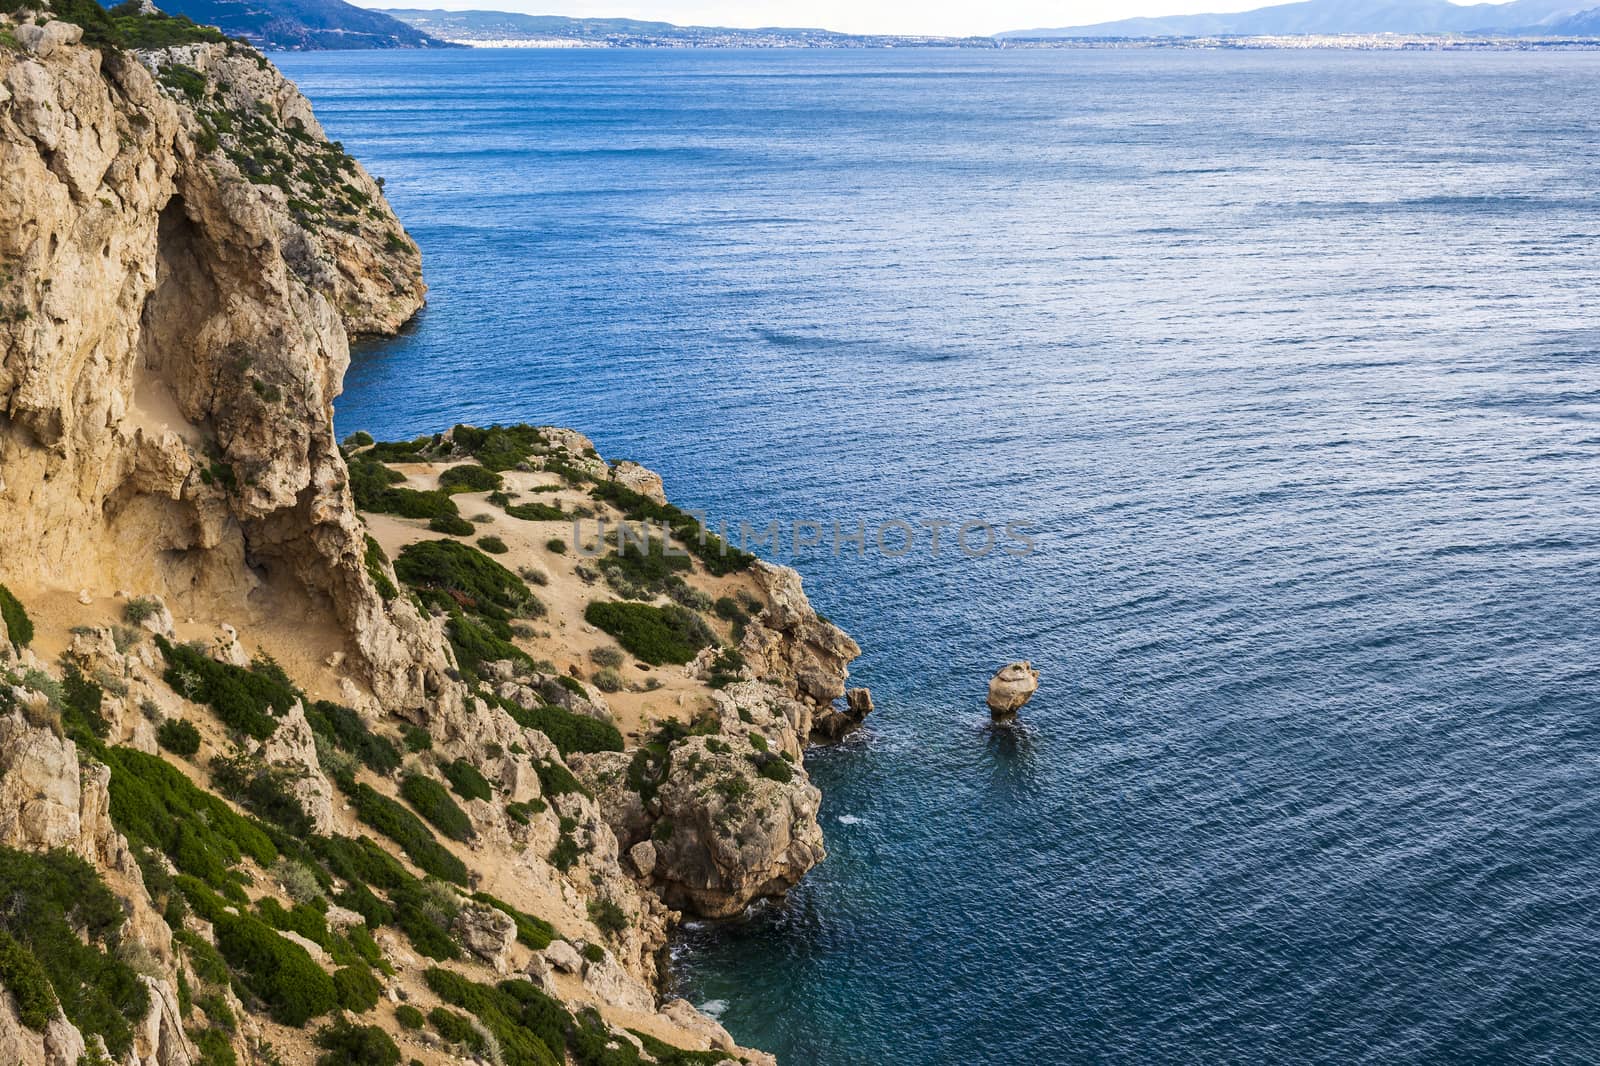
[1,8,863,1064]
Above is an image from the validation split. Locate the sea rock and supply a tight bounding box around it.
[814,686,873,741]
[987,661,1040,717]
[455,904,519,973]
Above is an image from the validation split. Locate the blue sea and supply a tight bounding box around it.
[276,48,1600,1064]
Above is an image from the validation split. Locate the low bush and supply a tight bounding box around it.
[590,480,755,576]
[545,538,567,554]
[210,753,315,839]
[399,773,475,842]
[314,1014,400,1066]
[180,882,336,1026]
[438,463,501,494]
[586,898,628,940]
[363,536,399,601]
[441,758,493,802]
[306,700,402,774]
[157,638,296,740]
[394,1003,425,1029]
[429,1006,487,1052]
[502,700,623,757]
[395,539,534,619]
[402,724,433,752]
[108,747,277,888]
[591,667,624,693]
[390,879,461,961]
[450,423,547,472]
[123,596,163,626]
[588,646,624,669]
[0,846,149,1057]
[505,501,565,521]
[156,718,201,756]
[429,513,475,536]
[582,601,716,666]
[333,966,383,1012]
[342,780,468,884]
[478,535,509,554]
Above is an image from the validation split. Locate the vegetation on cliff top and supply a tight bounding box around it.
[41,0,227,50]
[584,600,716,666]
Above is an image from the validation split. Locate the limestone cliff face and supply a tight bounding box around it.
[0,25,440,709]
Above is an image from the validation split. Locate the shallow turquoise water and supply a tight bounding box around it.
[279,48,1600,1064]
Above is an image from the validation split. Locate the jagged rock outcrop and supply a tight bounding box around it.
[0,27,440,712]
[742,561,862,721]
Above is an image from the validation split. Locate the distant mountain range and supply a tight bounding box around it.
[1000,0,1600,38]
[376,8,990,46]
[142,0,455,49]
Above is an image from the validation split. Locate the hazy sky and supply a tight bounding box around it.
[358,0,1505,38]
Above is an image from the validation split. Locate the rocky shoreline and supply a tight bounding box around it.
[0,12,863,1064]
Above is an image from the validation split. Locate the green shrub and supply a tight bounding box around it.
[108,747,276,888]
[389,879,461,961]
[423,968,563,1066]
[364,536,399,601]
[754,754,793,783]
[0,584,31,648]
[402,725,433,752]
[394,1003,425,1029]
[314,1014,400,1066]
[591,667,624,693]
[706,646,746,689]
[122,596,162,626]
[441,758,493,802]
[590,480,756,576]
[477,535,509,555]
[156,718,201,756]
[505,501,565,521]
[446,612,530,678]
[157,637,295,740]
[342,781,468,884]
[429,513,476,536]
[438,464,501,494]
[548,832,580,873]
[343,431,375,449]
[0,846,151,1056]
[471,893,555,950]
[580,942,605,964]
[306,700,401,774]
[0,928,57,1029]
[209,907,337,1026]
[451,423,547,472]
[210,753,314,839]
[333,966,383,1012]
[394,540,534,620]
[399,773,474,842]
[501,700,622,757]
[586,898,628,941]
[582,601,715,666]
[545,538,567,554]
[428,1006,486,1052]
[349,458,462,523]
[533,758,588,798]
[60,663,110,746]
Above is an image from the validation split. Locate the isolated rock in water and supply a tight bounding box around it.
[987,662,1040,717]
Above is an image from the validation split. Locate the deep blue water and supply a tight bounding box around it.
[276,48,1600,1064]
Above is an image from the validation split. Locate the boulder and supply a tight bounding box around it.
[814,687,872,741]
[627,839,657,879]
[455,904,518,973]
[987,662,1040,717]
[16,21,84,59]
[542,939,584,974]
